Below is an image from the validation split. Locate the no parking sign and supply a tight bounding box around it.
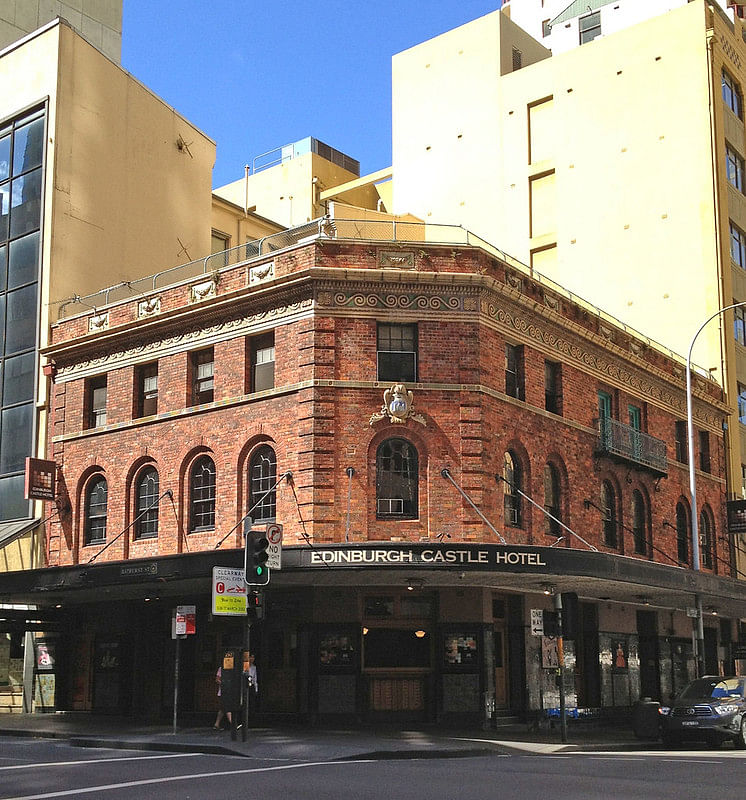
[266,523,283,569]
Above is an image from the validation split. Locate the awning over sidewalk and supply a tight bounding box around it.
[0,518,40,550]
[1,543,746,620]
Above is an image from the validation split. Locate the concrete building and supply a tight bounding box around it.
[213,136,387,229]
[390,0,746,579]
[501,0,737,55]
[0,17,286,711]
[4,221,740,722]
[0,0,122,62]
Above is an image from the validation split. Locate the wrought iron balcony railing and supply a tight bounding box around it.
[596,417,668,476]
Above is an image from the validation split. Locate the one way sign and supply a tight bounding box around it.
[266,523,283,569]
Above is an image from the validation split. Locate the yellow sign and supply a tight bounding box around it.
[214,594,247,615]
[212,567,247,616]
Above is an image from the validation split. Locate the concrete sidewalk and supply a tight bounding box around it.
[0,713,650,760]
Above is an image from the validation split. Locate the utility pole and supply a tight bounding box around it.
[555,591,567,744]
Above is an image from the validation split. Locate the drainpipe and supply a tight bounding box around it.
[345,467,355,542]
[244,164,250,217]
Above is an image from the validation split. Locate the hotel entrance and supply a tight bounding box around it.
[493,595,509,709]
[361,592,434,720]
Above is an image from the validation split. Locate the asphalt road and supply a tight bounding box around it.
[1,737,745,800]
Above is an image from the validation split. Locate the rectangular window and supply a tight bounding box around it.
[542,19,551,38]
[723,69,743,119]
[210,230,230,268]
[191,348,214,405]
[731,221,746,267]
[739,383,746,424]
[87,376,107,428]
[699,430,711,473]
[579,11,601,44]
[735,302,746,346]
[674,420,688,463]
[544,360,561,414]
[628,405,641,431]
[250,332,275,392]
[598,390,612,419]
[505,344,524,400]
[727,144,745,192]
[512,47,522,71]
[377,323,417,383]
[136,363,158,418]
[598,390,612,448]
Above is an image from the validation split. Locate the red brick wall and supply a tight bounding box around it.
[46,241,728,577]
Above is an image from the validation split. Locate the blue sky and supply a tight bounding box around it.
[122,1,502,188]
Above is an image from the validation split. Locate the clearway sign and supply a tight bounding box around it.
[212,567,247,616]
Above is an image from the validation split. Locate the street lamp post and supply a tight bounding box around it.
[686,301,746,677]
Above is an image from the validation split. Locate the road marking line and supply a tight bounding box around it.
[0,753,202,772]
[2,759,375,800]
[589,757,646,761]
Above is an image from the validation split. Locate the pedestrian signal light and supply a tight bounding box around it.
[245,529,270,586]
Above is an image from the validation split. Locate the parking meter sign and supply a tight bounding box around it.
[266,523,283,570]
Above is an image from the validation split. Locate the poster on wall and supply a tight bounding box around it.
[443,633,478,666]
[541,636,559,668]
[612,638,629,672]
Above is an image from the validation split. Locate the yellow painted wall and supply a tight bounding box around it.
[393,1,721,378]
[0,532,43,573]
[0,20,215,572]
[49,24,215,318]
[215,153,378,228]
[210,197,284,249]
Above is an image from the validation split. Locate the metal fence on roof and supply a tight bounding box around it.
[54,216,700,375]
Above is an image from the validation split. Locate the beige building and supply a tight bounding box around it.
[0,16,218,710]
[0,0,122,61]
[213,136,385,228]
[390,1,746,577]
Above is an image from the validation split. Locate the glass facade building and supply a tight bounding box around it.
[0,106,44,521]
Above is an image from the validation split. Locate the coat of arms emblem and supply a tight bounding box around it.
[369,383,426,427]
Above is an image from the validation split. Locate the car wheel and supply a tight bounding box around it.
[735,719,746,750]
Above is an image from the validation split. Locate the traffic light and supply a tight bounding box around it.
[245,529,270,586]
[247,591,264,620]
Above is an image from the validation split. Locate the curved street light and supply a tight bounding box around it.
[686,301,746,677]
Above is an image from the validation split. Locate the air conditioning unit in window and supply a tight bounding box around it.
[378,498,404,515]
[505,507,519,526]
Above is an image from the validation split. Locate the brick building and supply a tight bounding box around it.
[5,220,746,723]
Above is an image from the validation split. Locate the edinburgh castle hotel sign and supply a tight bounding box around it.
[300,543,551,571]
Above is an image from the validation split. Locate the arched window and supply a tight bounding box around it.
[699,508,714,570]
[631,490,647,555]
[376,438,418,519]
[503,451,522,528]
[85,475,107,545]
[249,445,277,522]
[190,456,216,532]
[544,463,561,537]
[676,501,690,565]
[601,480,618,548]
[135,467,159,539]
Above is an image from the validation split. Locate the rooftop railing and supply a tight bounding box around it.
[54,216,706,375]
